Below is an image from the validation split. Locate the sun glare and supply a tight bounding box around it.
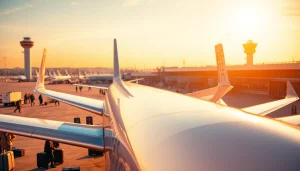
[228,4,272,41]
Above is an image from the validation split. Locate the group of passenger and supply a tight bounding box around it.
[75,85,84,92]
[0,132,16,153]
[23,93,36,106]
[13,93,36,113]
[99,89,106,95]
[14,93,60,113]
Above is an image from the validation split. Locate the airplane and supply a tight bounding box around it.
[49,69,72,84]
[2,39,300,170]
[35,69,51,80]
[10,75,27,82]
[84,74,114,84]
[49,75,72,84]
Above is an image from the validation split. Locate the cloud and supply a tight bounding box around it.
[0,4,32,16]
[71,2,81,6]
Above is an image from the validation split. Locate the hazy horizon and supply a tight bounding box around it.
[1,0,299,69]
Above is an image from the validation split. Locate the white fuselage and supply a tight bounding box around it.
[103,81,300,171]
[10,75,27,81]
[50,75,72,83]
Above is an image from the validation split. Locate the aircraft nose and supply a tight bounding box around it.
[152,121,300,171]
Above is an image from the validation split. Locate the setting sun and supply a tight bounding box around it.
[227,4,274,41]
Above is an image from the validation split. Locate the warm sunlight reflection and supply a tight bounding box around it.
[228,4,273,41]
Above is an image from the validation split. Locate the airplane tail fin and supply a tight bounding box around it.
[65,69,70,76]
[35,49,47,90]
[113,39,121,82]
[215,44,230,86]
[112,39,132,96]
[57,69,61,76]
[77,69,81,77]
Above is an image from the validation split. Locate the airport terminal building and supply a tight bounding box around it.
[133,62,300,98]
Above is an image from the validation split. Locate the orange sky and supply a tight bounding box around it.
[0,0,299,69]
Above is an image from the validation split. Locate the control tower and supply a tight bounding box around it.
[243,40,257,66]
[20,37,34,80]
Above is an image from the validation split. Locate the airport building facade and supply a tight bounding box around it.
[134,63,300,98]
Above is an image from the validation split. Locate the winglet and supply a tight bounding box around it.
[114,39,121,82]
[286,81,298,99]
[35,49,47,91]
[215,44,231,86]
[187,43,232,102]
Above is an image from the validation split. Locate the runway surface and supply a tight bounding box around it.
[0,81,298,170]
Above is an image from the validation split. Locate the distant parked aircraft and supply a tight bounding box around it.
[10,75,27,82]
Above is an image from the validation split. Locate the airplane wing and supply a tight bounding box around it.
[276,115,300,126]
[242,81,299,116]
[35,49,104,115]
[187,44,232,102]
[0,114,104,151]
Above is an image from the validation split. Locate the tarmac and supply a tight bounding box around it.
[0,81,106,171]
[0,81,299,170]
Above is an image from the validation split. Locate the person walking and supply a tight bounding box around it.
[44,140,56,168]
[30,94,35,106]
[24,93,27,104]
[79,86,83,92]
[38,94,43,106]
[14,100,21,113]
[75,86,78,92]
